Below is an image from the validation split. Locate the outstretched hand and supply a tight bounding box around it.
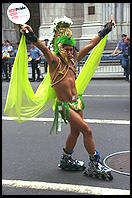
[109,15,116,29]
[20,24,38,43]
[20,24,33,32]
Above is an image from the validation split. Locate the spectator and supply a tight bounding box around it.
[2,41,11,81]
[2,43,7,79]
[111,34,127,55]
[3,40,14,77]
[3,40,14,57]
[29,42,43,82]
[13,42,19,57]
[123,37,130,81]
[115,37,130,81]
[111,34,128,76]
[43,39,51,73]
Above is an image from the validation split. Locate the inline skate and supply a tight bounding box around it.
[58,149,86,171]
[83,151,113,181]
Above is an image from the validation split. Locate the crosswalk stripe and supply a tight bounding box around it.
[2,116,130,125]
[2,179,130,195]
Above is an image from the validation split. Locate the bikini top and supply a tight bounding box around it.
[51,55,78,87]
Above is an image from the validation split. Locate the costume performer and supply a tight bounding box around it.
[4,15,116,180]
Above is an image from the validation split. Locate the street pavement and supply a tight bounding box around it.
[2,79,130,195]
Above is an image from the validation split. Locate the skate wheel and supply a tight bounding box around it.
[78,160,85,167]
[83,169,93,177]
[102,174,107,180]
[102,174,113,181]
[95,174,100,179]
[89,173,93,177]
[58,163,85,171]
[107,174,113,181]
[83,170,87,175]
[58,164,61,168]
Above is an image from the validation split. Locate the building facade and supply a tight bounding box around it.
[2,3,130,49]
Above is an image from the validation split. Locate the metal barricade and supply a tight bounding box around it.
[2,54,125,80]
[76,54,124,78]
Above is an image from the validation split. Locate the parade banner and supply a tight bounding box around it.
[7,3,30,25]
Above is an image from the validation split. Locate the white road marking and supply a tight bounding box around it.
[82,94,129,98]
[2,95,129,100]
[2,179,130,195]
[2,116,130,125]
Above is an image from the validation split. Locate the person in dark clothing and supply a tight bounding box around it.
[2,40,14,81]
[29,42,43,81]
[43,39,51,73]
[115,37,130,81]
[123,37,130,81]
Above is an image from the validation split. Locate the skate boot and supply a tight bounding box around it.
[84,151,113,181]
[58,149,86,171]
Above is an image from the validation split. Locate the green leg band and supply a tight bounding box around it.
[78,95,85,110]
[63,102,70,122]
[49,101,70,134]
[49,105,58,134]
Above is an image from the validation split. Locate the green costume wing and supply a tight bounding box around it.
[4,34,107,122]
[76,35,108,94]
[4,34,57,122]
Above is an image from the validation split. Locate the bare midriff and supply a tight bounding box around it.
[49,57,78,103]
[52,69,78,103]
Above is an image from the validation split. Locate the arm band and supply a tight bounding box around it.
[98,23,112,38]
[24,31,38,43]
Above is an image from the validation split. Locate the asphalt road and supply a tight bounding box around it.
[2,79,130,195]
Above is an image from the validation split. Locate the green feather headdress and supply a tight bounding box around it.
[50,16,76,53]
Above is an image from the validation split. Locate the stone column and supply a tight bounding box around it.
[106,3,117,41]
[122,3,130,37]
[80,3,103,48]
[39,3,68,41]
[114,3,130,39]
[69,3,84,49]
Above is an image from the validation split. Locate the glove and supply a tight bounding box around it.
[24,30,38,43]
[98,22,112,38]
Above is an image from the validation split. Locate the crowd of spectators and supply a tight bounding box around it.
[2,39,51,82]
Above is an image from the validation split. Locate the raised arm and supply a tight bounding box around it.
[20,24,59,67]
[77,36,101,61]
[78,15,116,61]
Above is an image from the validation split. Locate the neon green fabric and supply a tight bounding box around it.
[4,34,56,122]
[4,34,108,122]
[76,35,108,95]
[49,101,69,134]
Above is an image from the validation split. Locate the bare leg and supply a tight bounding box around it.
[65,108,96,155]
[65,121,80,153]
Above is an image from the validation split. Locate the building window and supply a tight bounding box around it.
[88,6,95,15]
